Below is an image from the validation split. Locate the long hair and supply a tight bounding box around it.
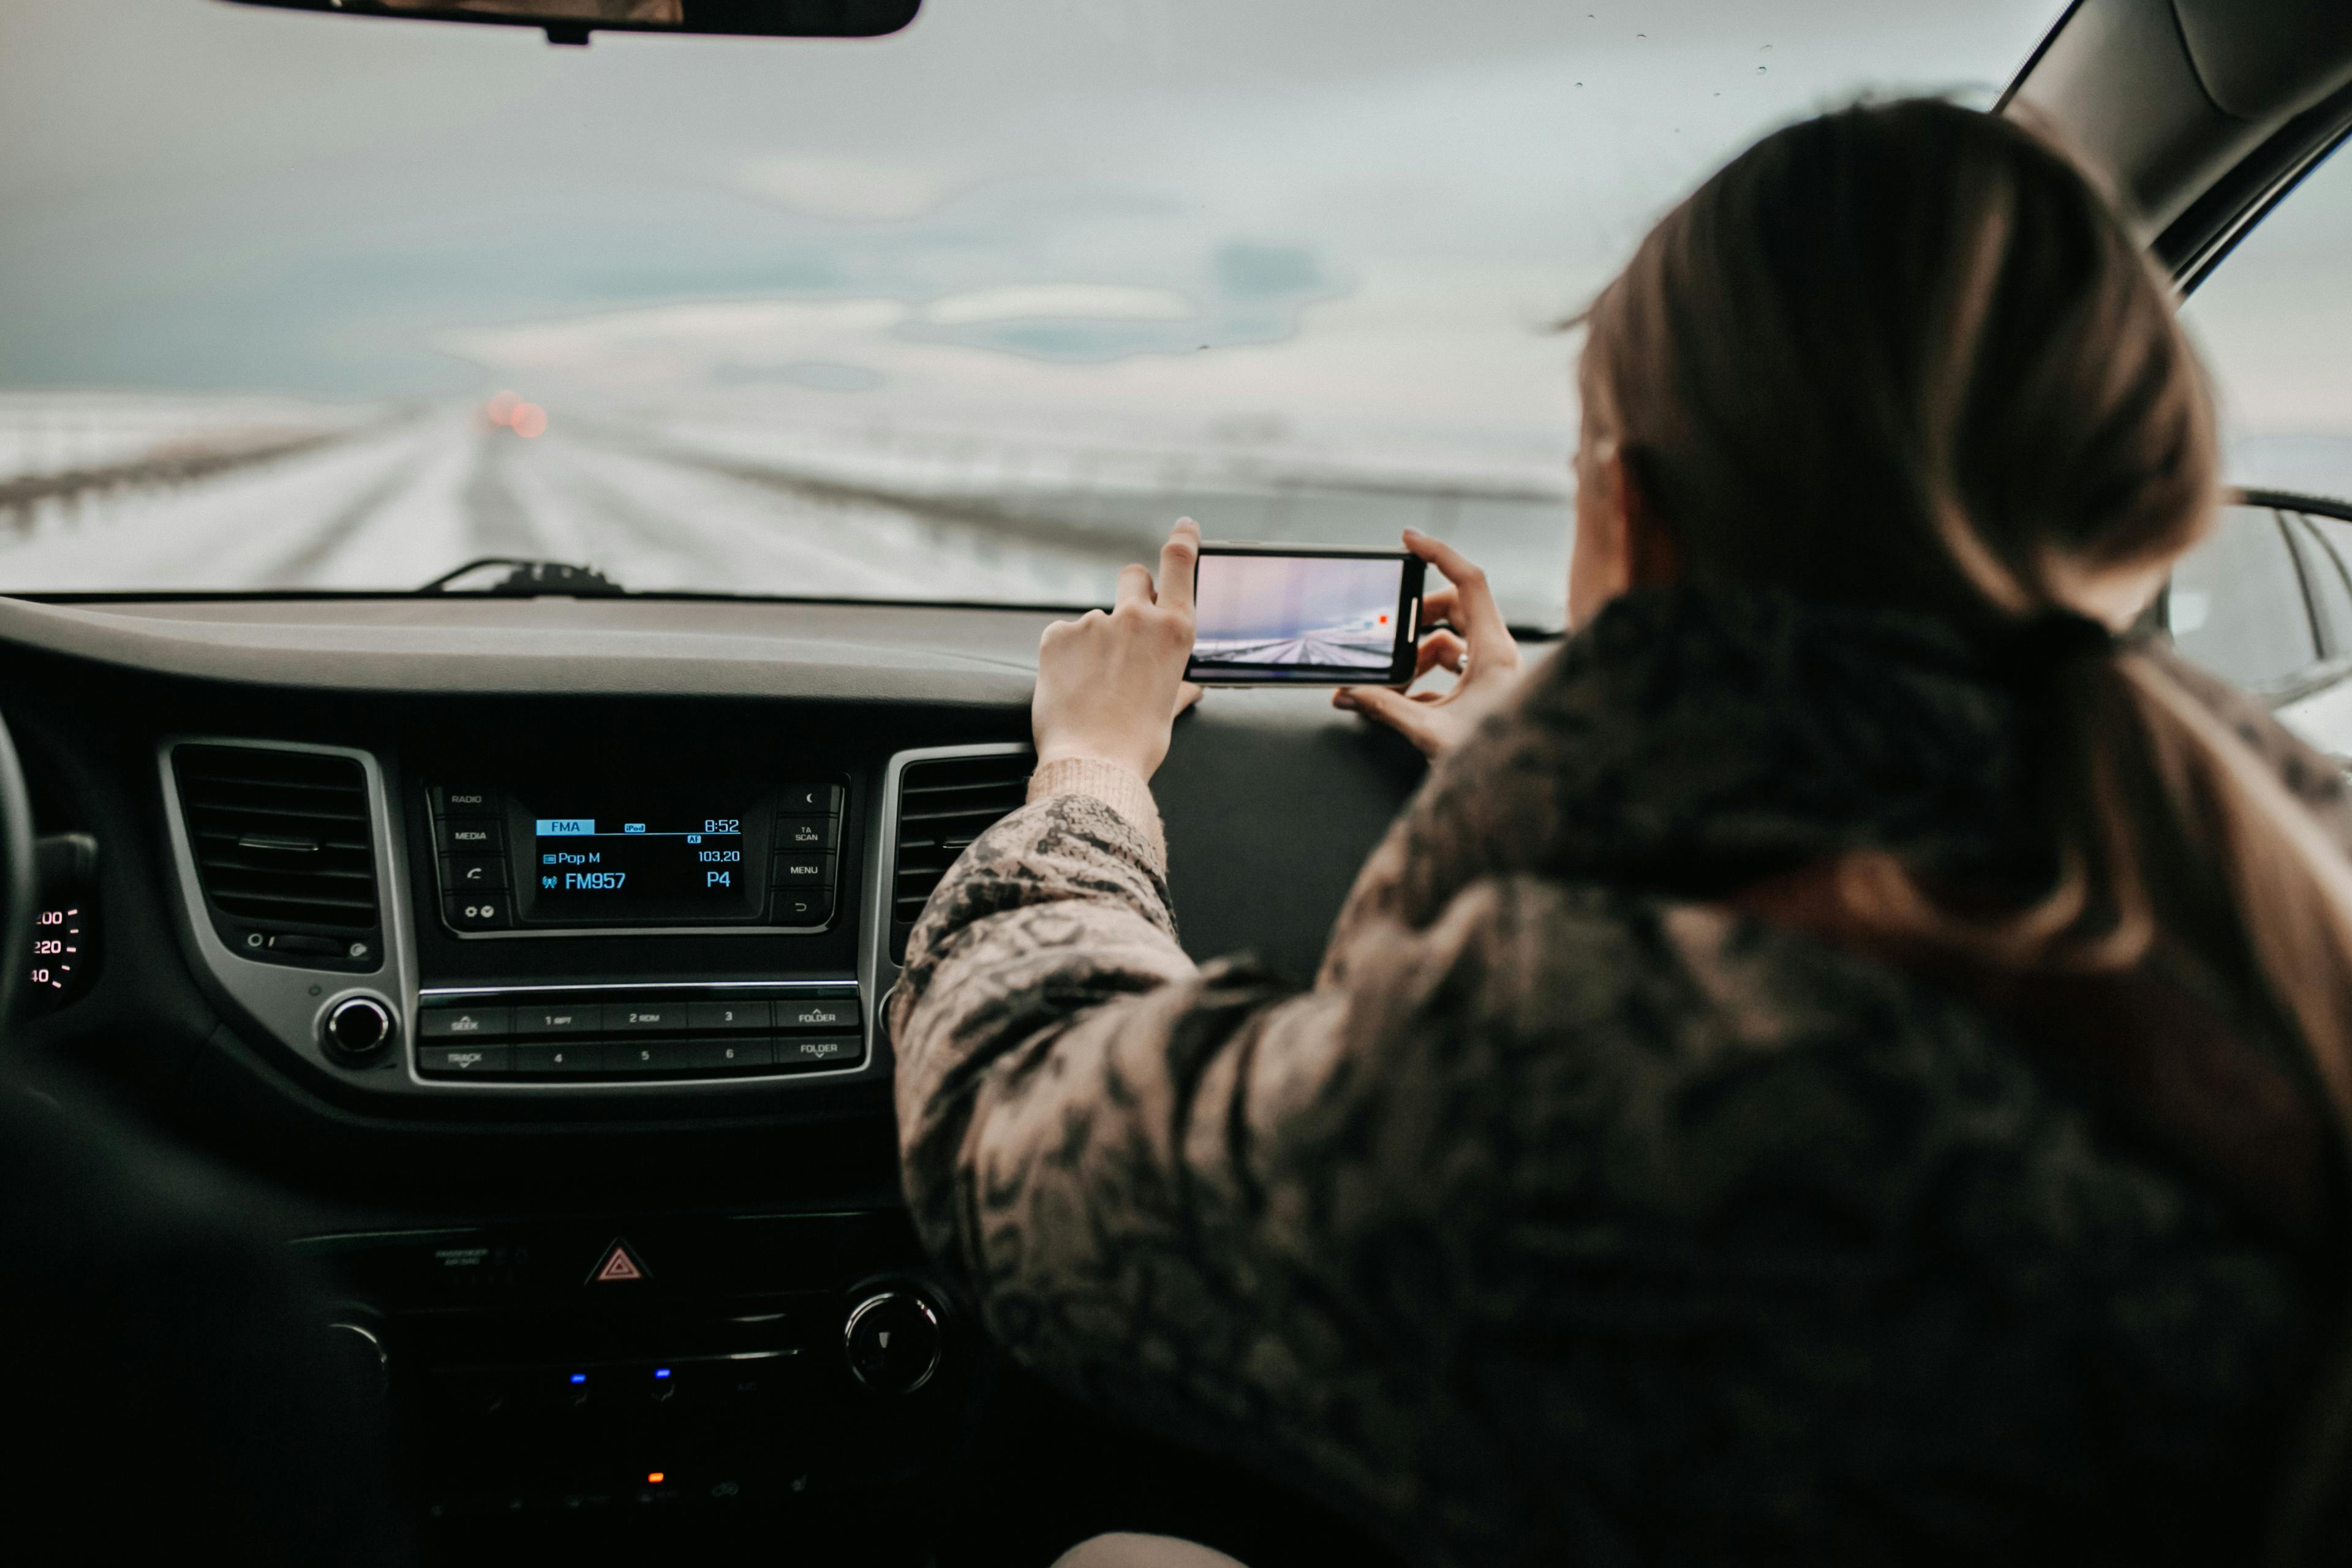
[1581,99,2352,1562]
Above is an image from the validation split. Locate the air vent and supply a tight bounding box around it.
[891,751,1032,962]
[175,744,382,969]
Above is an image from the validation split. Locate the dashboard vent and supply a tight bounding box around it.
[891,751,1032,962]
[175,744,382,963]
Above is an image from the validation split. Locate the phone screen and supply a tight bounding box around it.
[1187,549,1421,684]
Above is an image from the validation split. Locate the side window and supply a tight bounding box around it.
[2166,504,2321,692]
[2288,510,2352,655]
[2184,137,2352,504]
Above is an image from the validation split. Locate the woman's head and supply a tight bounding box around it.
[1569,101,2352,1560]
[1569,99,2216,635]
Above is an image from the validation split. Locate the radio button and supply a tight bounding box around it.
[683,1038,774,1071]
[444,894,511,930]
[603,1001,687,1033]
[774,816,837,851]
[437,816,502,853]
[513,1003,598,1035]
[440,855,507,891]
[514,1041,609,1076]
[776,888,834,925]
[433,786,499,818]
[420,1005,513,1039]
[420,1043,510,1076]
[688,1000,769,1032]
[775,1036,862,1070]
[771,854,833,887]
[779,998,858,1031]
[780,784,842,816]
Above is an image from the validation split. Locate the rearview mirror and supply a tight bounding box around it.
[218,0,922,45]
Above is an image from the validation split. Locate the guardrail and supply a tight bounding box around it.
[0,424,388,529]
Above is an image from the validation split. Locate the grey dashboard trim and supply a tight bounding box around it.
[862,742,1034,1072]
[0,594,1042,704]
[157,737,420,1087]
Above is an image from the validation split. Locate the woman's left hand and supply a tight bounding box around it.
[1032,518,1205,782]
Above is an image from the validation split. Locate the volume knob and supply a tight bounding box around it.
[843,1290,943,1395]
[323,995,394,1060]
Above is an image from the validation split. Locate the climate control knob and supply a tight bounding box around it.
[322,995,393,1060]
[843,1289,943,1395]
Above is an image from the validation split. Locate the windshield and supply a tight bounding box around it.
[0,0,2053,624]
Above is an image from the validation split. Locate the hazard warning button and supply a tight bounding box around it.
[587,1239,649,1285]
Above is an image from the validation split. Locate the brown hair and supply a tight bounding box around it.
[1581,99,2352,1562]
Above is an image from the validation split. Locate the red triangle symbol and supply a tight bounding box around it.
[590,1240,647,1284]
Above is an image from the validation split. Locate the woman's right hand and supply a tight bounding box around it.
[1334,530,1523,759]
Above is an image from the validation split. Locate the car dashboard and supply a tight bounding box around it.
[0,590,1428,1560]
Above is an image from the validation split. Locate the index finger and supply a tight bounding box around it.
[1158,517,1200,615]
[1403,529,1508,644]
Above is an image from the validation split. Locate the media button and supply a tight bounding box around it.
[513,1002,598,1035]
[441,855,507,891]
[445,894,511,930]
[688,1000,769,1032]
[419,1005,513,1039]
[683,1038,773,1072]
[775,1036,862,1071]
[770,854,833,886]
[437,818,502,854]
[779,784,842,815]
[514,1041,609,1076]
[603,1001,687,1033]
[779,998,858,1031]
[420,1043,511,1076]
[775,888,834,925]
[774,816,837,851]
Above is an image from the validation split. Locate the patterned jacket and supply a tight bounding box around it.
[888,587,2337,1566]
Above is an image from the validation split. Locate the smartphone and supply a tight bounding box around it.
[1186,543,1426,686]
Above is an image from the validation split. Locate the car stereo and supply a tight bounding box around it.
[428,781,844,935]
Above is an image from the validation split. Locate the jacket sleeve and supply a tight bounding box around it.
[884,778,1488,1519]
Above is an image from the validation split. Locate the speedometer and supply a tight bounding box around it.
[24,832,100,1012]
[28,903,87,1001]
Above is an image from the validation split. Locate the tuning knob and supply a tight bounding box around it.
[326,1320,390,1401]
[843,1289,943,1395]
[322,995,394,1061]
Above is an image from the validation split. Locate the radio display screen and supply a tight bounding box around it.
[521,806,764,923]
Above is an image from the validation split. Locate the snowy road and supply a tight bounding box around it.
[0,411,1144,602]
[1191,626,1397,668]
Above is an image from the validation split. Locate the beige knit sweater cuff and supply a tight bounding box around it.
[1027,756,1167,872]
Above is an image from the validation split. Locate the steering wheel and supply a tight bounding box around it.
[0,712,34,1032]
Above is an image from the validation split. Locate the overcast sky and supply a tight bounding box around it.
[14,0,2254,469]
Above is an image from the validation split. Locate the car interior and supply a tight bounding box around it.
[4,0,2352,1562]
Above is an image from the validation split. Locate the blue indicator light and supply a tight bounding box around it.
[654,1368,672,1379]
[536,819,595,836]
[569,1373,587,1385]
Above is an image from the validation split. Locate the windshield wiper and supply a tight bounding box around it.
[418,557,625,597]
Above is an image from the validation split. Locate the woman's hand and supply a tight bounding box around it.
[1033,519,1205,781]
[1334,529,1523,758]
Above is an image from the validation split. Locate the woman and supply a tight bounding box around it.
[887,101,2352,1565]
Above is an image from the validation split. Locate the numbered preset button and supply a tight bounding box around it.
[603,1000,686,1033]
[688,1000,771,1032]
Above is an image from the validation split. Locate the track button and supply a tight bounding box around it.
[420,1043,511,1076]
